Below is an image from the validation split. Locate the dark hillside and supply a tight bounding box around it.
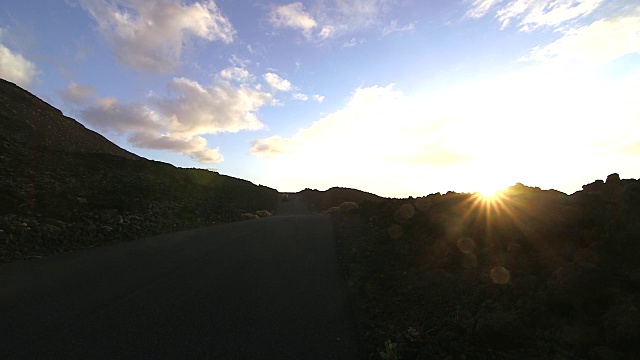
[299,187,385,212]
[0,78,139,159]
[331,178,640,359]
[0,79,278,263]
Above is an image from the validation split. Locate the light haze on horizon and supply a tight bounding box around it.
[1,0,638,197]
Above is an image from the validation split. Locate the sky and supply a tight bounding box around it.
[1,0,639,198]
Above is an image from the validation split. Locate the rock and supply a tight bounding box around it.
[544,265,610,317]
[603,298,640,348]
[99,209,120,223]
[605,173,620,184]
[583,179,605,193]
[240,213,259,220]
[474,310,529,349]
[127,215,143,222]
[590,346,618,360]
[561,324,601,346]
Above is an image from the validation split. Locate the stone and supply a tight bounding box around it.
[605,173,620,184]
[474,310,529,349]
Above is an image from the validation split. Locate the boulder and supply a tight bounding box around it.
[474,310,529,349]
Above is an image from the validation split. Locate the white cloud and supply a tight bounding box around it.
[330,0,395,29]
[268,0,398,40]
[220,66,252,82]
[312,94,325,103]
[263,72,292,92]
[249,136,301,158]
[251,84,427,161]
[522,11,640,65]
[229,54,251,68]
[466,0,605,31]
[465,0,503,19]
[466,2,639,66]
[269,2,317,38]
[153,77,271,138]
[58,82,96,105]
[318,26,334,39]
[79,0,235,72]
[82,95,225,163]
[251,84,447,164]
[128,132,223,163]
[0,42,38,88]
[78,76,272,163]
[292,92,308,101]
[249,84,476,194]
[249,70,640,196]
[382,20,416,36]
[342,37,365,48]
[80,98,164,133]
[501,0,604,31]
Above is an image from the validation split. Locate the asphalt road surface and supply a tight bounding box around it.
[0,195,359,359]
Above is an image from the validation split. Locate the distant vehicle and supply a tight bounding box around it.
[281,194,289,202]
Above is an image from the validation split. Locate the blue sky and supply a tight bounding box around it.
[1,0,639,197]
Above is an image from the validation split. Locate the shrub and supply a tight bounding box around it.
[338,201,359,212]
[240,213,259,220]
[255,210,273,218]
[379,340,398,360]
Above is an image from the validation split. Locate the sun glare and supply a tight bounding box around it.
[478,189,499,199]
[476,185,505,201]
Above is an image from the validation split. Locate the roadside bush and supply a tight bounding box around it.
[255,210,273,218]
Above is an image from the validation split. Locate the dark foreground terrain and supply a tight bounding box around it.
[3,78,640,359]
[0,195,359,359]
[319,176,640,359]
[0,79,278,263]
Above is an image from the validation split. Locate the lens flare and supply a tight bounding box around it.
[395,204,415,221]
[490,266,511,284]
[457,237,476,254]
[388,224,404,239]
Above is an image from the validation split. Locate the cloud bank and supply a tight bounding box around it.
[58,82,97,105]
[73,68,275,163]
[250,69,640,196]
[467,1,640,66]
[263,72,293,92]
[269,2,318,39]
[267,0,406,41]
[523,10,640,65]
[79,0,235,72]
[466,0,605,30]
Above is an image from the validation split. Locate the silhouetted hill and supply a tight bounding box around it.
[0,78,139,159]
[331,177,640,359]
[298,187,385,212]
[0,79,278,263]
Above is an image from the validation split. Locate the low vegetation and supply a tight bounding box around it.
[3,79,640,359]
[0,79,278,263]
[328,176,640,359]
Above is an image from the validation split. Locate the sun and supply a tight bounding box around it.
[475,185,504,200]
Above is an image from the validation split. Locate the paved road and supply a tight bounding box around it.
[0,195,358,359]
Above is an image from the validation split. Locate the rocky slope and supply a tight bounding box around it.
[0,78,140,159]
[0,79,279,263]
[328,177,640,359]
